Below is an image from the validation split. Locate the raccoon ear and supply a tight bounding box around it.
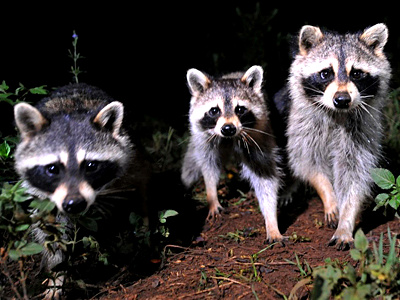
[14,103,48,139]
[93,101,124,137]
[298,25,324,55]
[360,23,388,56]
[187,68,211,96]
[241,65,263,94]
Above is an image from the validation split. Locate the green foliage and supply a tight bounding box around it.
[311,228,400,299]
[384,89,400,155]
[371,168,400,216]
[0,81,47,106]
[146,126,188,172]
[0,181,56,260]
[157,209,179,238]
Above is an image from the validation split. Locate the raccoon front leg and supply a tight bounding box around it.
[329,143,377,249]
[181,141,202,188]
[241,164,283,243]
[181,141,222,220]
[33,214,71,299]
[308,172,339,228]
[202,163,223,220]
[328,185,365,249]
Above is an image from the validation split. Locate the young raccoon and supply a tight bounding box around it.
[14,83,149,298]
[182,66,283,242]
[274,24,391,249]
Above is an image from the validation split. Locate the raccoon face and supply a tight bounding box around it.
[186,66,266,139]
[291,24,390,111]
[14,101,131,214]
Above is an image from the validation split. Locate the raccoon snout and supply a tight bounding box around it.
[62,197,87,214]
[221,123,237,137]
[333,92,351,109]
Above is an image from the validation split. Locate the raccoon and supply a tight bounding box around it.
[182,66,284,242]
[14,83,149,298]
[274,24,391,249]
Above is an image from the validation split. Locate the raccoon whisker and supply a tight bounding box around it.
[242,126,275,138]
[98,187,137,196]
[206,133,218,144]
[303,85,325,95]
[359,99,383,115]
[359,95,375,99]
[241,131,264,156]
[359,79,381,95]
[358,102,378,123]
[239,133,251,155]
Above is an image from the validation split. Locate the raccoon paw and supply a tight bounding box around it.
[278,195,293,207]
[42,286,62,300]
[42,276,64,300]
[206,203,223,222]
[325,209,339,229]
[265,234,289,247]
[328,235,354,251]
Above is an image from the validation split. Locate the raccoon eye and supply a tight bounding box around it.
[208,107,221,117]
[84,161,99,173]
[319,69,333,81]
[235,106,247,116]
[350,69,366,81]
[45,164,60,176]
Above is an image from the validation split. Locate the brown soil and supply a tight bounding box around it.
[95,182,400,300]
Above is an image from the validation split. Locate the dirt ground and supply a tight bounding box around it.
[94,179,400,300]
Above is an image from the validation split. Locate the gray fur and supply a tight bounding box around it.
[13,83,148,297]
[279,24,391,247]
[182,66,284,242]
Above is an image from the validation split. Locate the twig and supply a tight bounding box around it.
[177,282,233,299]
[210,276,251,288]
[18,259,29,300]
[0,258,23,299]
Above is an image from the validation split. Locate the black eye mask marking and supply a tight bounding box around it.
[26,163,65,193]
[81,160,119,190]
[302,67,335,98]
[200,106,221,130]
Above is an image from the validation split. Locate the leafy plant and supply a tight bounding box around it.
[68,31,84,83]
[311,228,400,299]
[0,81,47,106]
[371,168,400,217]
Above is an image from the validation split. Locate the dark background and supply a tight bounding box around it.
[1,3,399,135]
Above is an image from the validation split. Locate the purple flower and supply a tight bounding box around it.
[72,33,78,39]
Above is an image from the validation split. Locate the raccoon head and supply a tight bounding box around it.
[14,101,132,215]
[186,65,266,139]
[290,23,391,111]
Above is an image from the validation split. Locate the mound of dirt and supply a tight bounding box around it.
[98,190,400,299]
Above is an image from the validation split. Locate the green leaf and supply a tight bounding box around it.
[354,229,368,252]
[162,210,179,219]
[15,224,30,232]
[8,249,20,260]
[0,141,11,158]
[20,242,43,256]
[389,196,400,210]
[78,217,98,232]
[0,80,9,92]
[396,175,400,188]
[350,249,362,261]
[370,168,395,190]
[29,85,48,95]
[29,199,55,212]
[375,193,389,208]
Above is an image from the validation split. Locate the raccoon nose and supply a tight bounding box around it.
[62,197,87,214]
[333,92,351,109]
[221,123,237,137]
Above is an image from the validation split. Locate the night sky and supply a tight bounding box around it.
[2,4,398,136]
